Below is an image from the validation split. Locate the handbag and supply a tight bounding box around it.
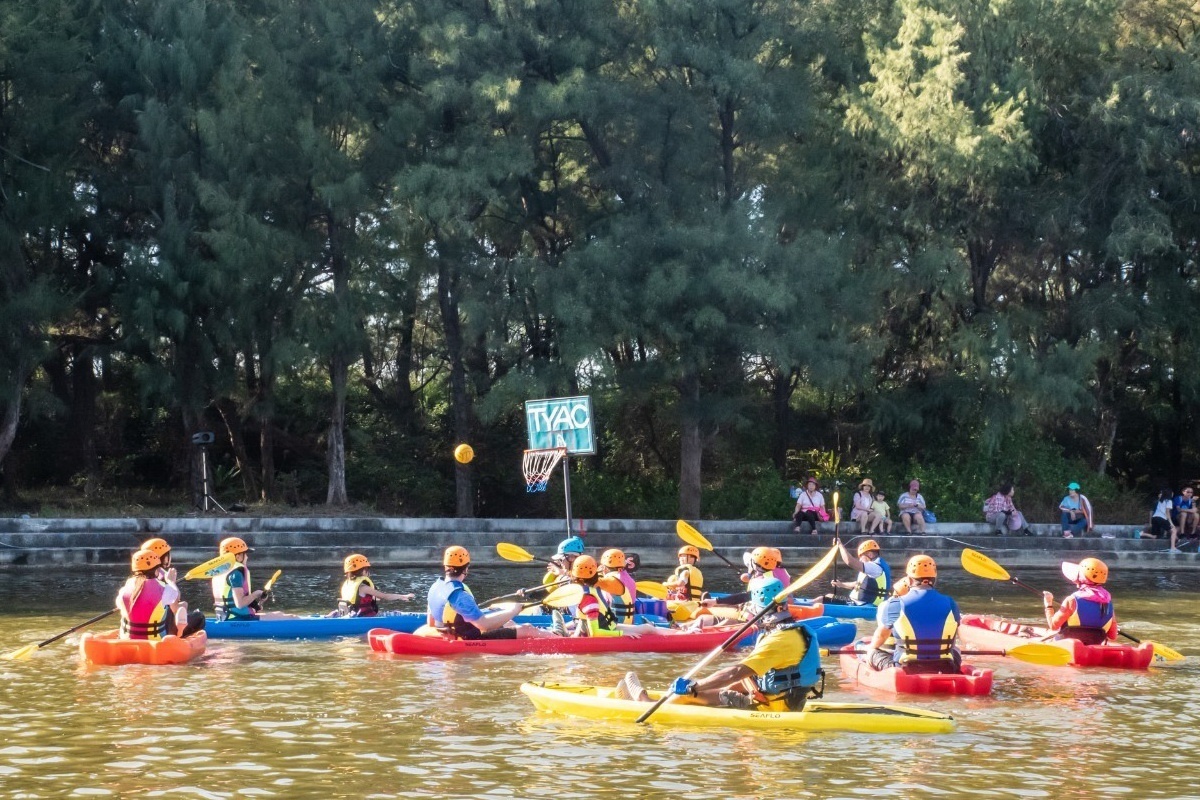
[922,509,937,524]
[816,507,830,522]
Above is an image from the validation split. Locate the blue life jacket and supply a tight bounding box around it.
[1062,591,1114,643]
[756,621,825,699]
[891,587,959,664]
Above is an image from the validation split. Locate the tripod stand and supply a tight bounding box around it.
[192,432,226,513]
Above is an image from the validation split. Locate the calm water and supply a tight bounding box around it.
[0,566,1197,799]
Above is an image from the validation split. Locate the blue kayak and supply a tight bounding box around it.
[739,616,858,650]
[205,612,671,640]
[806,601,878,620]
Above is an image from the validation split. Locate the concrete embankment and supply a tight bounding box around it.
[0,517,1194,572]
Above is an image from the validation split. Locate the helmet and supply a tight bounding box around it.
[749,576,785,610]
[219,537,250,556]
[142,538,171,558]
[750,547,779,570]
[906,554,937,580]
[556,536,585,555]
[891,577,912,598]
[770,547,783,564]
[677,545,700,559]
[131,549,161,573]
[1070,558,1108,585]
[571,554,598,580]
[600,548,626,569]
[344,553,371,573]
[857,539,881,557]
[443,546,470,568]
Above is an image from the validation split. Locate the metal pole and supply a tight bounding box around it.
[561,455,573,538]
[200,448,210,512]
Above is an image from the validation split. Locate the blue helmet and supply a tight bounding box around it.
[749,576,785,610]
[556,536,585,555]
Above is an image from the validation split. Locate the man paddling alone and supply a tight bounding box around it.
[823,539,891,607]
[617,576,824,711]
[427,546,558,640]
[863,554,962,673]
[1042,558,1119,645]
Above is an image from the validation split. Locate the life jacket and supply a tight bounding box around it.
[850,562,888,606]
[427,578,482,639]
[667,564,704,601]
[339,576,379,617]
[212,565,254,620]
[118,577,168,640]
[771,567,791,584]
[602,571,637,624]
[1061,589,1115,643]
[580,585,620,634]
[754,621,825,705]
[891,587,959,665]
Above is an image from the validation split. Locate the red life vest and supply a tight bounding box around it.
[119,577,168,640]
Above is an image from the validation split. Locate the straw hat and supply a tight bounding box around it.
[859,478,875,492]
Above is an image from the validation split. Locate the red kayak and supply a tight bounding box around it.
[368,626,755,656]
[838,647,994,696]
[958,614,1154,670]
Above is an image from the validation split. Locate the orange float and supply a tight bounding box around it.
[79,630,207,666]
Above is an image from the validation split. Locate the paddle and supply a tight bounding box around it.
[960,548,1184,662]
[482,578,571,606]
[635,580,669,600]
[499,583,582,610]
[496,542,551,563]
[635,542,840,724]
[184,552,237,580]
[1,609,117,661]
[676,520,741,575]
[822,642,1073,667]
[831,491,840,590]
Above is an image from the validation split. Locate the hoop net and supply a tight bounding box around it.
[523,447,566,493]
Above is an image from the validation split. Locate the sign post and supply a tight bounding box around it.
[524,396,595,536]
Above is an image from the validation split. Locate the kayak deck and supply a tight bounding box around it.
[958,614,1154,669]
[80,630,207,666]
[369,626,756,656]
[204,612,669,640]
[520,682,955,734]
[839,649,994,696]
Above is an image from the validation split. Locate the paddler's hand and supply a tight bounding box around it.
[399,593,415,602]
[671,677,698,697]
[165,567,178,584]
[1042,591,1055,609]
[700,598,716,608]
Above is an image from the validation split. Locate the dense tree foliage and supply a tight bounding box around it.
[0,0,1196,522]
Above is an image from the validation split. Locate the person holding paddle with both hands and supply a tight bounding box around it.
[211,537,295,621]
[616,576,824,710]
[427,546,560,640]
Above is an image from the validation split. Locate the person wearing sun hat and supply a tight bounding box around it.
[1058,482,1093,538]
[851,479,878,533]
[1042,558,1117,645]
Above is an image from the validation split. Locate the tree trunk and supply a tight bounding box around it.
[0,357,26,471]
[68,345,101,496]
[438,251,474,518]
[216,395,258,500]
[258,352,277,503]
[770,367,796,474]
[678,372,702,519]
[326,350,349,505]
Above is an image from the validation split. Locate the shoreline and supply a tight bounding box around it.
[0,516,1194,571]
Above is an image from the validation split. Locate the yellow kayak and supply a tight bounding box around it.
[520,682,955,734]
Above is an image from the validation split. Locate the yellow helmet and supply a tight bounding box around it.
[906,554,937,580]
[571,554,598,580]
[857,539,881,557]
[600,548,626,569]
[443,546,470,568]
[751,547,779,570]
[131,548,161,573]
[1076,557,1108,585]
[344,553,371,573]
[219,537,250,556]
[142,537,171,558]
[677,545,700,560]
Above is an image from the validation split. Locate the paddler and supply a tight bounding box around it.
[618,576,824,710]
[862,554,961,672]
[566,555,663,637]
[427,546,558,640]
[1042,558,1119,645]
[332,554,415,617]
[211,537,295,621]
[597,548,638,624]
[542,535,585,587]
[142,537,205,637]
[665,545,705,601]
[739,547,791,585]
[116,549,174,641]
[823,539,891,607]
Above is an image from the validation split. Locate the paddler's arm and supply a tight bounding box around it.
[361,585,415,602]
[456,591,522,632]
[703,591,750,608]
[1043,591,1071,631]
[675,663,757,697]
[837,540,863,572]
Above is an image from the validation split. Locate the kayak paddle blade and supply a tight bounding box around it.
[496,543,537,563]
[185,553,237,580]
[675,520,714,552]
[960,548,1011,582]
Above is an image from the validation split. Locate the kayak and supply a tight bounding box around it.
[205,612,669,640]
[958,614,1154,670]
[808,601,878,620]
[520,682,956,734]
[838,645,994,696]
[368,625,757,656]
[79,630,207,666]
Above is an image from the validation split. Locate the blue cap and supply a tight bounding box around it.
[556,536,585,555]
[1067,482,1081,491]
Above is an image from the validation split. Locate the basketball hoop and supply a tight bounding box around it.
[523,447,567,493]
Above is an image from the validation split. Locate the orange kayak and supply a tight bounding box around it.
[958,615,1153,669]
[79,630,208,666]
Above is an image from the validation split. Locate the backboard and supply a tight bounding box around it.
[525,395,595,455]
